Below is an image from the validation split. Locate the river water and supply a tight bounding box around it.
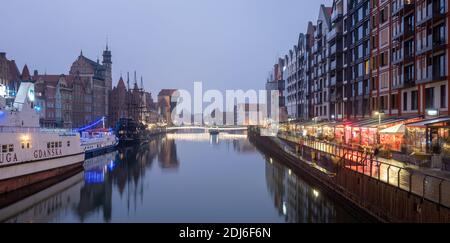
[0,132,370,223]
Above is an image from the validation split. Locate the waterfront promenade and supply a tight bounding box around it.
[277,132,450,208]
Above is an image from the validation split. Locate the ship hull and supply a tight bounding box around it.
[85,144,117,159]
[0,153,84,194]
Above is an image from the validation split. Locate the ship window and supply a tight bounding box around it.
[50,142,54,148]
[59,142,62,147]
[27,143,30,149]
[47,142,51,149]
[8,144,13,152]
[2,145,7,153]
[67,141,71,147]
[22,143,25,149]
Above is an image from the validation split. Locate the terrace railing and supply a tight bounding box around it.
[278,132,450,208]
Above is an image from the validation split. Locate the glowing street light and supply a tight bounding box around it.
[426,109,439,117]
[373,111,385,125]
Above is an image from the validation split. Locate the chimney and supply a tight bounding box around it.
[0,52,6,58]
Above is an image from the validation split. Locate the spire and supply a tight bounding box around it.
[21,64,31,80]
[106,35,109,51]
[140,76,144,90]
[117,76,126,89]
[133,71,138,90]
[80,49,83,56]
[127,72,130,90]
[102,42,112,65]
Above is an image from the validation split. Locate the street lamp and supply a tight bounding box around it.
[373,111,385,125]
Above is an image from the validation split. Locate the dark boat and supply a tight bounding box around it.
[209,128,220,135]
[114,118,148,147]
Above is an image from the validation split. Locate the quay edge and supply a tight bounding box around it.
[249,129,450,223]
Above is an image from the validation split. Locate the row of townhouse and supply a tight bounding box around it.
[280,0,449,122]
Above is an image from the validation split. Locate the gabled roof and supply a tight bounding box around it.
[158,89,177,97]
[21,65,31,80]
[33,74,76,87]
[117,77,126,89]
[8,60,20,80]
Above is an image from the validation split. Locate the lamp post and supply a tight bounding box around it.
[373,111,385,125]
[373,111,385,146]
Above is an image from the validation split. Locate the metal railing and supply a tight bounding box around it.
[0,126,78,135]
[278,132,450,208]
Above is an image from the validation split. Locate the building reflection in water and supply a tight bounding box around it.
[1,132,360,223]
[264,156,356,223]
[77,140,161,222]
[0,172,84,223]
[158,136,180,170]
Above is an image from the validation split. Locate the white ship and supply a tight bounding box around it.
[81,128,118,158]
[0,82,85,194]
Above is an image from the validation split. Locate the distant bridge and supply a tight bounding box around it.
[166,126,248,132]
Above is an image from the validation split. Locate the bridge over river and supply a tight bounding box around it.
[166,126,248,132]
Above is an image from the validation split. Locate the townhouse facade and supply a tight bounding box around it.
[271,0,449,122]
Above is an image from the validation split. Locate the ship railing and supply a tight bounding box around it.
[0,126,78,135]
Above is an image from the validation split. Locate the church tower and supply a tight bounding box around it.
[102,43,113,121]
[102,43,112,91]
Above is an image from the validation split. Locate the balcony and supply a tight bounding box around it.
[330,76,337,86]
[392,75,415,89]
[416,66,447,84]
[404,24,414,37]
[327,28,341,41]
[433,35,447,51]
[330,60,337,71]
[417,4,433,26]
[329,45,337,56]
[416,35,433,55]
[392,49,404,65]
[392,1,405,16]
[392,25,404,40]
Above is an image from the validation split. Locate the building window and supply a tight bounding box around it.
[441,85,447,108]
[425,87,435,109]
[411,91,418,110]
[403,92,408,111]
[391,94,399,110]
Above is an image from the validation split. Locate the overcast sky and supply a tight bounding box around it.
[0,0,332,95]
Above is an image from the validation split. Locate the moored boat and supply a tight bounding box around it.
[81,128,118,159]
[114,118,148,147]
[0,82,85,194]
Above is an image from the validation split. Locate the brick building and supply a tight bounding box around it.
[109,73,155,126]
[0,52,21,94]
[273,0,449,121]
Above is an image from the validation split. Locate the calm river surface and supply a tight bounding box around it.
[0,132,369,223]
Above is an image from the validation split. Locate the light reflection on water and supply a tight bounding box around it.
[0,132,366,223]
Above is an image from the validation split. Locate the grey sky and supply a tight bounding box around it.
[0,0,332,95]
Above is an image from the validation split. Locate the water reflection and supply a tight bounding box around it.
[0,133,365,223]
[264,156,357,223]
